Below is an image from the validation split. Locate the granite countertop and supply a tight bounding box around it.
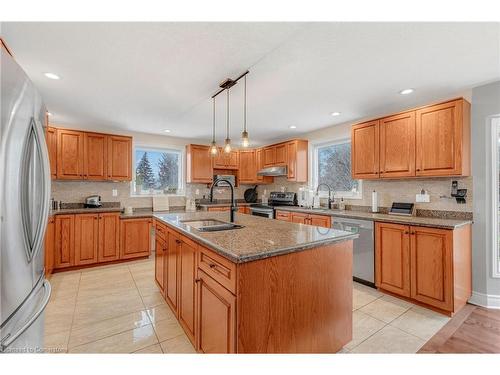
[49,207,189,218]
[49,207,123,216]
[198,201,254,208]
[154,211,357,263]
[274,206,472,229]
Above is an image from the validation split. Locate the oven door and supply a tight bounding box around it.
[250,207,274,218]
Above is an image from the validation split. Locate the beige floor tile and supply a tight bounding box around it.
[359,295,413,323]
[147,304,177,323]
[134,278,161,297]
[153,319,185,342]
[43,330,70,353]
[133,343,164,354]
[69,310,152,348]
[160,335,196,353]
[390,305,450,341]
[350,325,425,353]
[345,310,386,350]
[352,284,383,311]
[69,324,158,353]
[44,299,76,335]
[337,347,350,354]
[142,291,166,308]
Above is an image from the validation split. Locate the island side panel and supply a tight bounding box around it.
[236,240,353,353]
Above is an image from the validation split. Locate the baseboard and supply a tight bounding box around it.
[469,291,500,309]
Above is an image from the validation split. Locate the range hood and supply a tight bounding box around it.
[257,166,288,177]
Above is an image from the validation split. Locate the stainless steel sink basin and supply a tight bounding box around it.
[181,219,244,232]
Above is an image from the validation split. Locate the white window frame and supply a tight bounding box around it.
[130,144,185,197]
[311,138,362,199]
[491,116,500,278]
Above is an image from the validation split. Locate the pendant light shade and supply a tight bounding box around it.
[224,89,231,153]
[241,75,250,147]
[209,97,218,156]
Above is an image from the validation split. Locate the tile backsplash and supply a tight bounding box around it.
[52,176,472,212]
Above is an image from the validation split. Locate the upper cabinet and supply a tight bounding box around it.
[49,126,132,181]
[238,150,257,184]
[213,148,239,170]
[186,144,213,184]
[286,140,308,182]
[351,98,470,179]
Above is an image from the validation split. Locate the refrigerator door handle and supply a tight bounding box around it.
[20,117,51,262]
[0,280,51,351]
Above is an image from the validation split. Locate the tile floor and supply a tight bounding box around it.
[43,258,450,354]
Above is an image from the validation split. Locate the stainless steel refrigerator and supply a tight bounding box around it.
[1,44,52,353]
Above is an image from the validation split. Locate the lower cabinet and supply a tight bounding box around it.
[155,234,166,293]
[179,236,197,344]
[275,210,291,222]
[74,213,99,266]
[375,222,471,314]
[98,212,121,262]
[120,218,152,259]
[290,212,331,228]
[165,229,180,313]
[44,216,55,277]
[54,214,75,269]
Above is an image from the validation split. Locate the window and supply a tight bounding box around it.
[313,140,361,199]
[132,146,183,196]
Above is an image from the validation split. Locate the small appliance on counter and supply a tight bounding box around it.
[84,195,102,208]
[388,202,415,216]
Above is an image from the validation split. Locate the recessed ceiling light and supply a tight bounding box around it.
[44,72,60,80]
[163,129,171,133]
[399,88,414,95]
[289,125,297,129]
[330,112,341,117]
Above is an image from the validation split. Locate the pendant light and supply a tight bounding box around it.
[224,88,232,153]
[209,97,218,156]
[241,75,250,147]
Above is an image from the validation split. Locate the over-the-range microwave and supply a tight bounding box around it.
[213,174,236,187]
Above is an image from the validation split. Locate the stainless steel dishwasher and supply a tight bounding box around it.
[332,217,375,287]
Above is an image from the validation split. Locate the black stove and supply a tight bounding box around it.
[249,192,297,218]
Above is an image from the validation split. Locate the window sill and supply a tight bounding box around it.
[130,193,186,198]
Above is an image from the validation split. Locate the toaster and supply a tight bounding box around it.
[85,195,102,208]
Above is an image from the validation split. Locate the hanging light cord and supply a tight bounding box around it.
[212,97,216,142]
[244,75,247,133]
[226,89,230,139]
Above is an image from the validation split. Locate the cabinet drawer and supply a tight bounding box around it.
[198,246,236,294]
[155,221,168,241]
[275,210,291,221]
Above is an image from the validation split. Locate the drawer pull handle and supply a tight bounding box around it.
[209,264,216,268]
[195,278,201,283]
[175,239,181,244]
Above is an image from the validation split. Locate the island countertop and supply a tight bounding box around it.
[153,211,357,263]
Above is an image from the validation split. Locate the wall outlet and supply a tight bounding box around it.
[195,189,200,195]
[416,193,430,203]
[112,189,118,197]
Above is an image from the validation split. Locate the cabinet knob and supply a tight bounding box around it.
[404,231,409,234]
[175,239,181,244]
[411,231,416,235]
[416,169,420,171]
[195,278,201,283]
[209,264,216,269]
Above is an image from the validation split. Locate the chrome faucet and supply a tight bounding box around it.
[209,178,237,223]
[316,183,334,209]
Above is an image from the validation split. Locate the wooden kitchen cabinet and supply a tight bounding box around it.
[179,236,198,344]
[44,216,55,277]
[379,111,416,178]
[375,222,411,297]
[84,132,108,180]
[415,99,470,177]
[213,148,239,170]
[165,228,180,314]
[351,120,379,179]
[56,129,85,180]
[291,212,308,224]
[45,127,57,179]
[107,135,132,181]
[155,235,166,293]
[263,146,276,167]
[275,143,287,165]
[238,150,257,184]
[54,214,75,269]
[120,218,152,259]
[275,210,291,222]
[290,212,331,228]
[98,212,120,262]
[286,140,308,182]
[196,268,236,353]
[375,222,471,314]
[186,144,213,183]
[74,213,99,266]
[255,148,273,184]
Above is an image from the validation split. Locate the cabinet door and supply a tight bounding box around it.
[239,150,256,184]
[44,217,55,276]
[351,120,379,179]
[291,212,308,224]
[226,151,239,169]
[120,219,151,259]
[74,214,99,266]
[212,147,226,169]
[165,230,180,314]
[263,147,276,167]
[275,144,287,165]
[54,215,75,269]
[255,148,272,184]
[56,129,84,179]
[416,100,464,176]
[98,212,120,262]
[275,210,291,222]
[155,236,166,292]
[179,236,197,344]
[375,222,411,297]
[187,145,213,183]
[309,214,331,228]
[287,141,297,180]
[84,133,107,180]
[379,111,416,178]
[45,127,57,179]
[410,226,453,311]
[108,135,132,181]
[196,269,236,353]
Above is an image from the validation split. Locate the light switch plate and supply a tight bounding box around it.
[112,189,118,197]
[416,193,430,203]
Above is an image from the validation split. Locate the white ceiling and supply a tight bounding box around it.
[2,22,499,145]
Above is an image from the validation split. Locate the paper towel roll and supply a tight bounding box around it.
[371,191,378,213]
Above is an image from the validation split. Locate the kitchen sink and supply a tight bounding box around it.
[181,219,244,232]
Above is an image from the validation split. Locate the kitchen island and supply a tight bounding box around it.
[153,211,357,353]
